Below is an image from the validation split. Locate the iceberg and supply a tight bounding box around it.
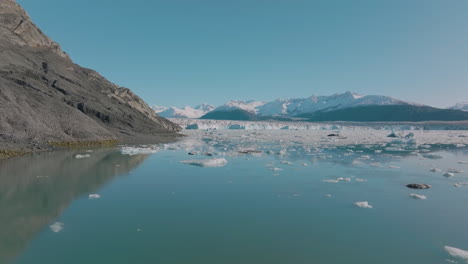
[445,246,468,262]
[75,154,91,159]
[180,158,228,167]
[354,201,373,208]
[50,222,64,233]
[409,193,427,200]
[89,194,101,199]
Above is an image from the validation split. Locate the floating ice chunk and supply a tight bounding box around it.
[280,161,292,165]
[324,194,332,198]
[89,194,101,199]
[388,165,401,169]
[354,201,373,208]
[444,246,468,262]
[85,150,93,153]
[180,158,228,167]
[323,179,339,183]
[455,144,466,148]
[422,154,444,160]
[458,161,468,165]
[430,168,442,173]
[302,163,308,166]
[50,222,64,233]
[444,172,455,178]
[454,182,468,188]
[120,146,159,156]
[75,154,90,159]
[337,177,351,182]
[270,167,283,171]
[355,178,367,182]
[406,183,431,189]
[409,193,427,200]
[448,169,464,174]
[370,162,382,167]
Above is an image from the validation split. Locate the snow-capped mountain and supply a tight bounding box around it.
[153,104,215,119]
[207,92,413,117]
[449,102,468,111]
[212,100,266,114]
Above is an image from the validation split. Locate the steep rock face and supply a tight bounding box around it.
[0,0,180,150]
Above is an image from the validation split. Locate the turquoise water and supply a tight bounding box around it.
[2,139,468,263]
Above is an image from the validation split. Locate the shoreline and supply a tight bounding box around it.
[0,133,184,160]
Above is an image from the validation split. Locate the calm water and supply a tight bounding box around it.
[2,136,468,264]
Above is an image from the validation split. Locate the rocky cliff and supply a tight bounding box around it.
[0,0,181,152]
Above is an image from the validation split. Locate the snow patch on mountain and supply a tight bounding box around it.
[212,100,266,114]
[153,104,215,119]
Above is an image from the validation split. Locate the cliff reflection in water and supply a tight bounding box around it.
[0,149,148,264]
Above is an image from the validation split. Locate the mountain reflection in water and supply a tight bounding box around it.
[0,149,148,264]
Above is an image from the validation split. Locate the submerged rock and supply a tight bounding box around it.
[406,183,431,189]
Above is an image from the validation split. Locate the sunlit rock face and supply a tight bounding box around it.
[0,0,181,152]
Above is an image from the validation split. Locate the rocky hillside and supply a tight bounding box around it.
[0,0,181,152]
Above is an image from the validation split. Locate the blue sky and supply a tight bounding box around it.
[18,0,468,107]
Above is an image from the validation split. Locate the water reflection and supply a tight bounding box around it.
[0,149,148,264]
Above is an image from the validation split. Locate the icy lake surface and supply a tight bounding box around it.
[3,128,468,264]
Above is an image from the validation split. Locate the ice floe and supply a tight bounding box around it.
[50,222,64,233]
[354,201,373,208]
[444,172,455,178]
[409,193,427,200]
[120,146,159,156]
[180,158,228,167]
[89,194,101,199]
[454,182,468,188]
[445,246,468,262]
[75,154,91,159]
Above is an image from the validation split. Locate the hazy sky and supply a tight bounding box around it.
[18,0,468,107]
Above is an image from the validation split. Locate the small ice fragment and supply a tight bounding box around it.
[444,172,455,178]
[448,169,464,174]
[324,194,332,198]
[430,168,441,173]
[457,161,468,165]
[337,177,351,182]
[370,162,382,167]
[354,201,373,208]
[454,182,468,188]
[75,154,90,159]
[455,144,466,148]
[89,194,101,199]
[444,246,468,262]
[50,222,64,233]
[355,179,367,182]
[322,179,339,183]
[270,167,283,171]
[280,161,292,165]
[302,163,308,166]
[180,158,228,168]
[422,154,444,160]
[85,150,93,153]
[409,193,427,200]
[389,165,401,169]
[406,183,431,189]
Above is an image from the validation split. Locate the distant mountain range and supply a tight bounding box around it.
[153,104,215,119]
[153,92,468,122]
